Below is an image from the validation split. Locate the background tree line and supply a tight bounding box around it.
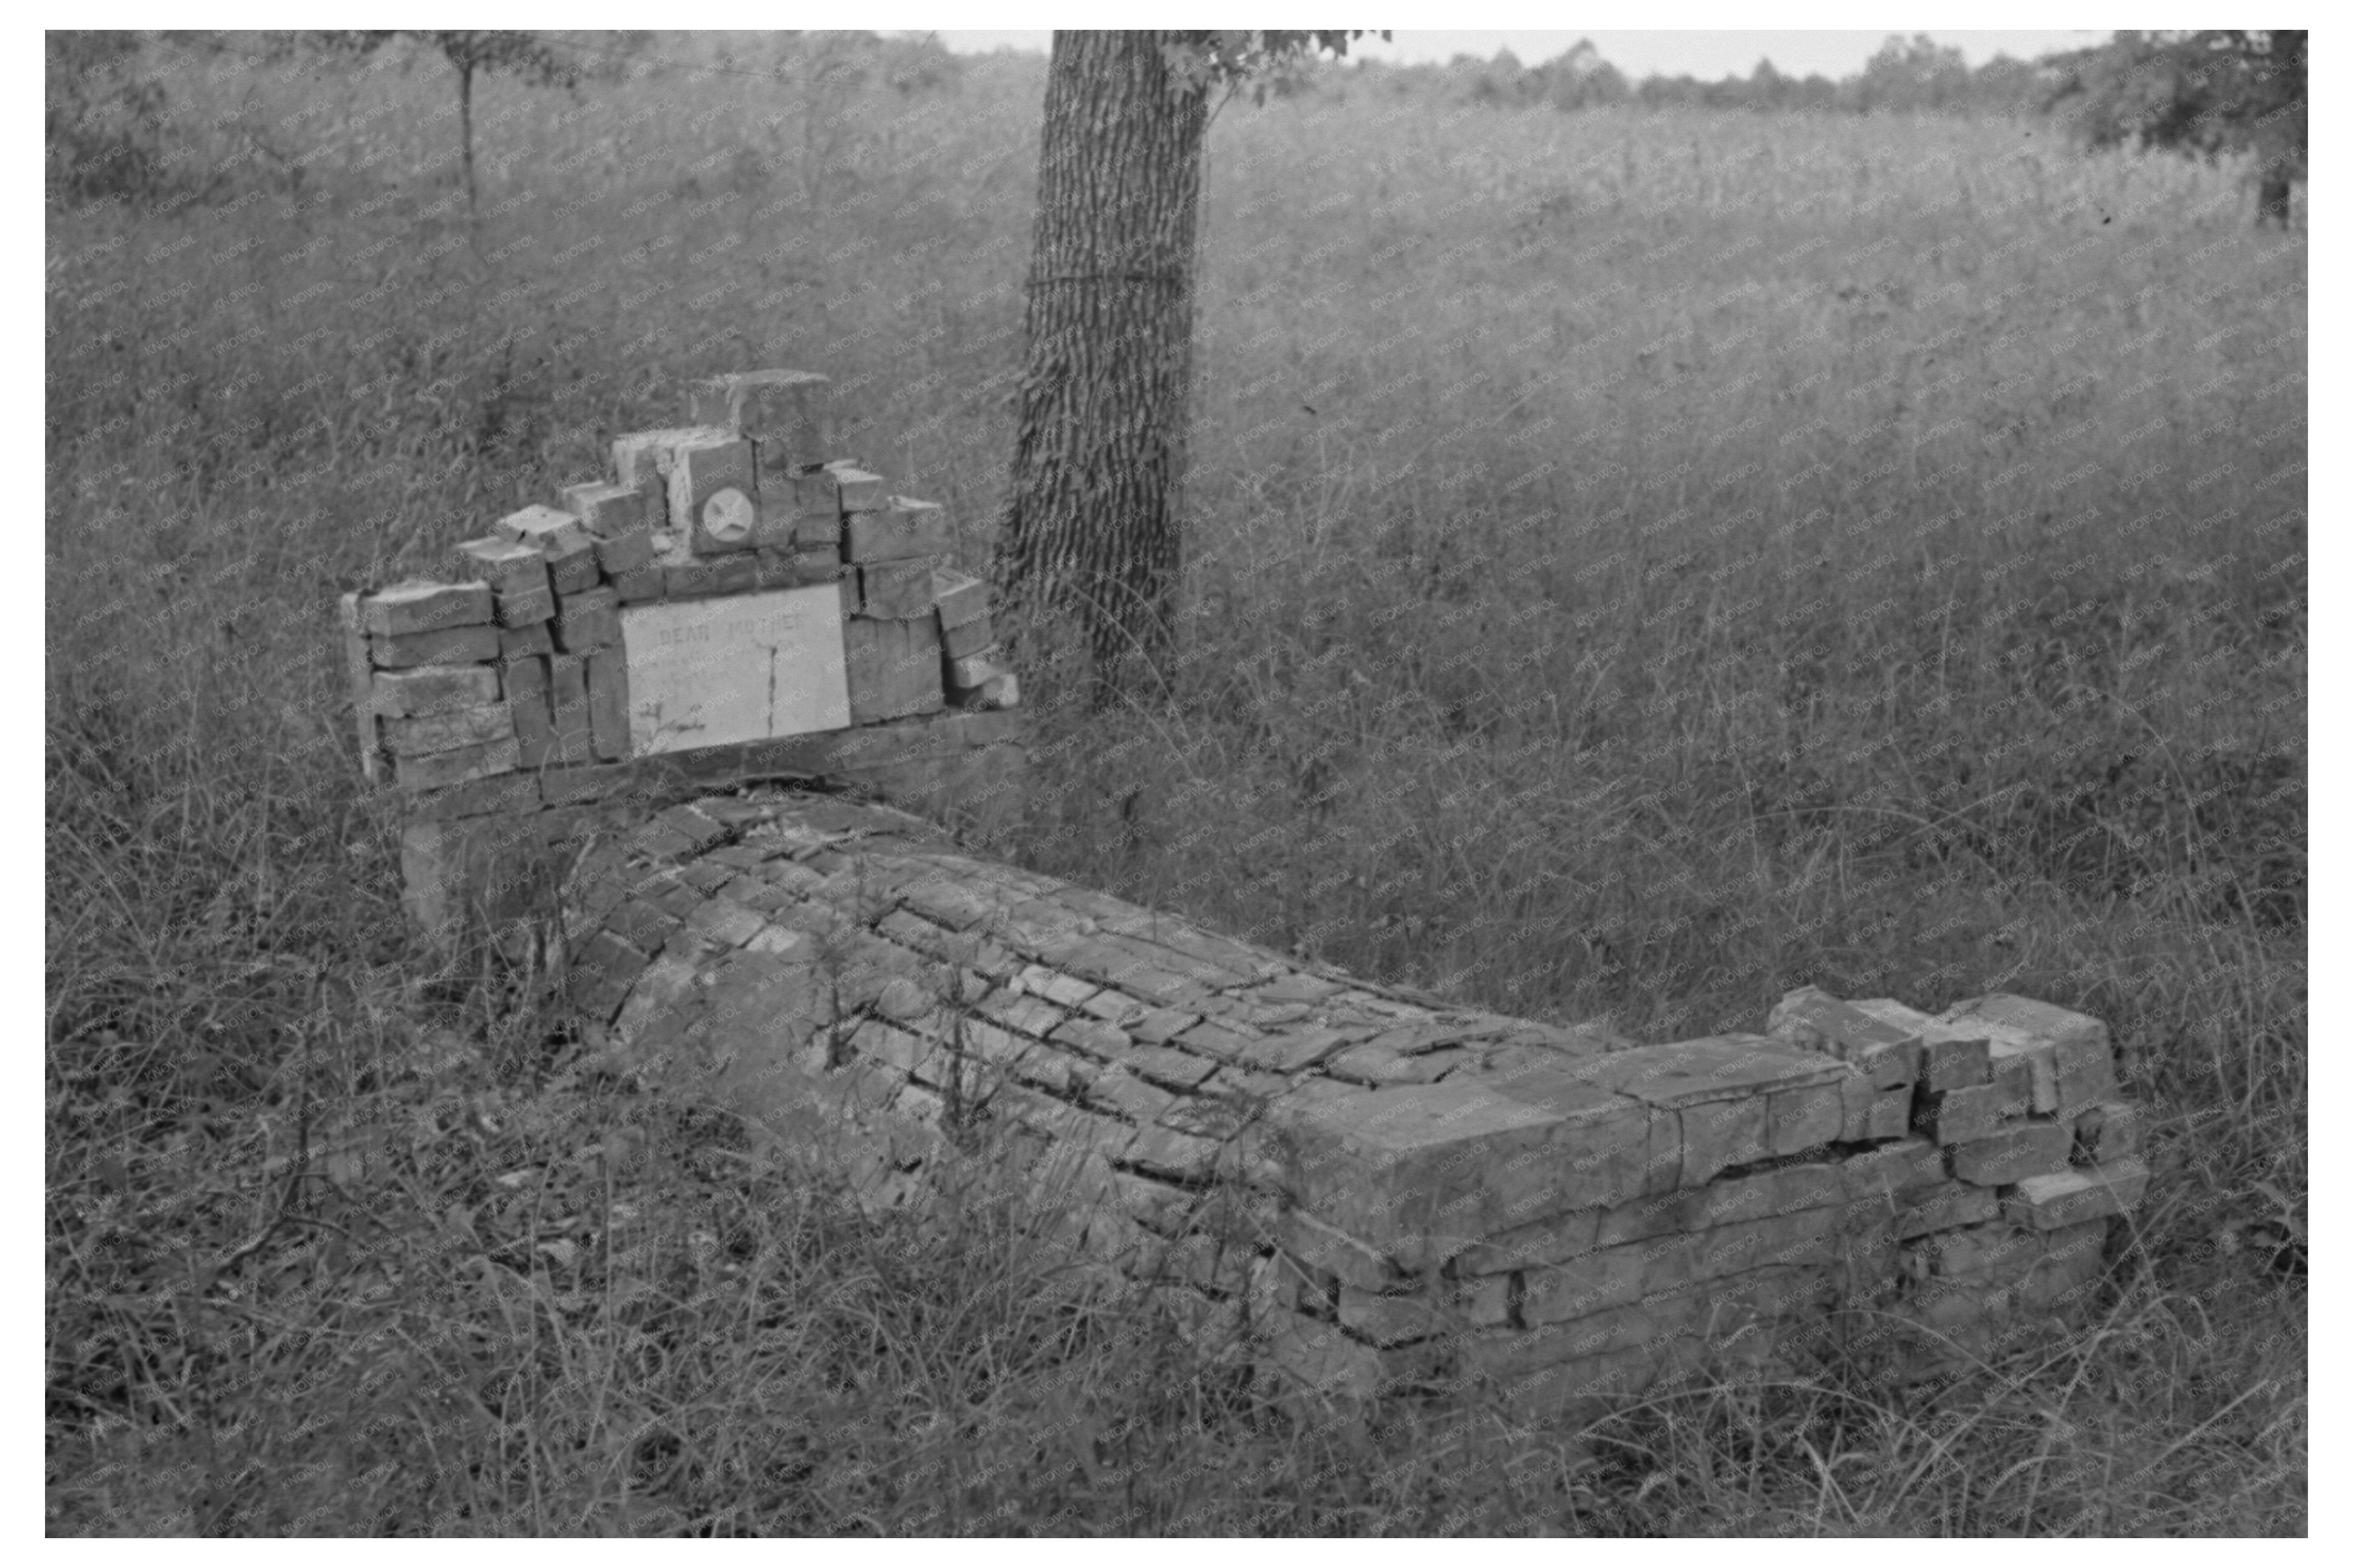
[47,30,2309,215]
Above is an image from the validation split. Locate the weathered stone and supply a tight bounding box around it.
[1604,1160,1848,1247]
[363,579,494,636]
[369,624,502,671]
[371,663,501,719]
[1277,1073,1669,1272]
[1516,1208,1841,1329]
[499,621,556,658]
[1768,986,1921,1087]
[1764,1080,1845,1155]
[1914,1082,2015,1145]
[1125,1124,1224,1183]
[1940,995,2121,1118]
[1949,1121,2074,1186]
[1257,1310,1388,1402]
[1121,1041,1222,1092]
[1236,1025,1371,1074]
[1588,1034,1848,1109]
[1086,1064,1180,1126]
[458,535,554,594]
[491,579,556,630]
[1895,1180,2002,1239]
[2018,1220,2110,1310]
[931,568,991,629]
[2005,1159,2150,1231]
[2071,1099,2147,1165]
[1947,994,2110,1056]
[1918,1031,1991,1093]
[844,496,949,560]
[391,736,522,791]
[1012,964,1099,1009]
[1321,1042,1423,1087]
[688,369,830,478]
[683,896,767,948]
[1466,1266,1830,1381]
[1338,1286,1457,1347]
[406,770,542,821]
[1838,1072,1913,1142]
[977,988,1067,1040]
[1107,1169,1197,1233]
[845,613,945,724]
[1159,1095,1255,1142]
[1253,970,1346,1006]
[1917,1221,2043,1281]
[1273,1207,1412,1292]
[377,700,514,758]
[1678,1095,1769,1185]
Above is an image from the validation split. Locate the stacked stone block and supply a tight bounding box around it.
[340,369,1032,941]
[556,790,2152,1417]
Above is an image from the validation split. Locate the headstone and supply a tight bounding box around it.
[621,585,851,754]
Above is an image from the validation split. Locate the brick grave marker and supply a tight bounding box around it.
[340,368,2150,1418]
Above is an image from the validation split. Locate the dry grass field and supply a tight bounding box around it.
[46,36,2304,1534]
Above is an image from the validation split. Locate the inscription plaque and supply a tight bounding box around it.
[620,587,851,754]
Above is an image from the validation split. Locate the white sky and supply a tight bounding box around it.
[931,29,2110,80]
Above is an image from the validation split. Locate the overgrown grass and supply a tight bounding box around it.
[47,37,2304,1534]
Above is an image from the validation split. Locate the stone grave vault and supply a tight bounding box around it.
[342,367,2152,1413]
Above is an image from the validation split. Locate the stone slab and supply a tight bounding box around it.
[380,702,513,758]
[1940,995,2119,1116]
[1939,1123,2071,1185]
[859,559,937,619]
[493,583,555,629]
[621,586,851,754]
[2071,1099,2148,1165]
[371,664,500,719]
[369,625,500,670]
[1278,1073,1671,1270]
[672,439,757,555]
[562,480,648,539]
[363,579,493,636]
[845,613,945,723]
[390,735,521,791]
[586,647,631,761]
[1584,1034,1848,1109]
[497,503,592,554]
[338,593,382,782]
[844,498,950,561]
[689,369,830,478]
[1767,986,1921,1087]
[932,569,991,629]
[457,536,552,594]
[406,770,541,821]
[2005,1159,2149,1230]
[665,553,760,601]
[503,653,555,767]
[500,622,554,658]
[1915,1082,2014,1145]
[548,654,594,764]
[546,538,602,595]
[1518,1207,1843,1327]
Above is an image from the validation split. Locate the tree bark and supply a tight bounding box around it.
[2256,167,2292,228]
[456,58,478,226]
[996,31,1209,706]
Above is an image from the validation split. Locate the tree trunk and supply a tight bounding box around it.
[457,60,477,226]
[2256,169,2292,228]
[996,31,1209,707]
